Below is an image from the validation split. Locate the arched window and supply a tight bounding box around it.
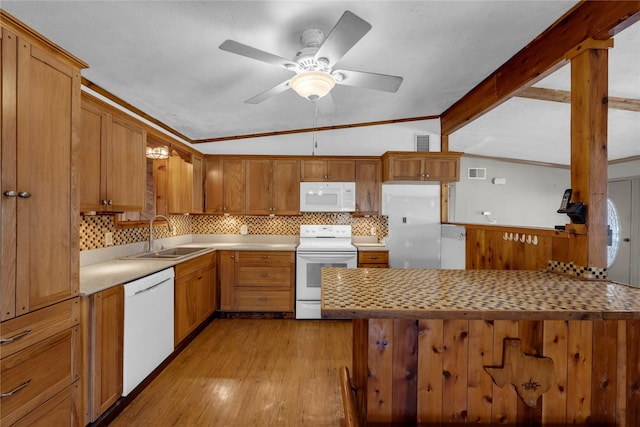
[607,199,620,268]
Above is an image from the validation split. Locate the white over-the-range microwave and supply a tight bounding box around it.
[299,182,355,212]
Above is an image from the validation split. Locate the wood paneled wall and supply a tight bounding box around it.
[461,224,570,270]
[352,318,640,426]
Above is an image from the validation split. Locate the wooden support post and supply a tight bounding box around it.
[441,134,450,223]
[567,40,611,268]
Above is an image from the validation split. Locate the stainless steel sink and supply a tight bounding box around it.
[122,247,210,260]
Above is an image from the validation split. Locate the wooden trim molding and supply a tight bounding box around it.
[192,115,439,143]
[82,77,195,144]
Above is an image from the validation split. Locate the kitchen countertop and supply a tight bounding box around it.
[352,243,388,252]
[80,241,298,296]
[321,268,640,320]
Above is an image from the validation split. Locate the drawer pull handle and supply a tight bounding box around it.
[0,329,32,344]
[260,273,268,278]
[260,256,269,259]
[1,379,31,398]
[370,256,378,259]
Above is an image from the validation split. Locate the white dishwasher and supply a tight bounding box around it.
[123,267,175,396]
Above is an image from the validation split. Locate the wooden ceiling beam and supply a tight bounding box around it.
[516,86,640,112]
[441,1,640,135]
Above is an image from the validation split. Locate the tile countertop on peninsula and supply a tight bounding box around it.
[80,235,299,296]
[320,268,640,320]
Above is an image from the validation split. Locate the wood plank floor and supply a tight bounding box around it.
[110,318,352,427]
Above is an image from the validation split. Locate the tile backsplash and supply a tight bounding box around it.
[80,213,388,251]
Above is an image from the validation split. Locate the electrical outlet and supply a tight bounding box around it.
[370,226,377,236]
[172,227,177,236]
[104,232,113,246]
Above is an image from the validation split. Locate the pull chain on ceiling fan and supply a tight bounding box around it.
[219,10,403,113]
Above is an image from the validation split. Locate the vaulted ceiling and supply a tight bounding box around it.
[3,1,638,164]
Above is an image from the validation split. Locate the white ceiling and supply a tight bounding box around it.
[3,1,637,164]
[451,23,640,165]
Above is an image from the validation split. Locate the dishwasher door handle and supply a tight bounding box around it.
[133,277,172,296]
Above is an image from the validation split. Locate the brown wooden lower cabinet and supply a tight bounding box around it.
[218,250,295,314]
[84,285,124,423]
[12,382,82,427]
[351,318,640,426]
[357,250,389,268]
[0,298,81,427]
[174,252,216,345]
[1,325,81,426]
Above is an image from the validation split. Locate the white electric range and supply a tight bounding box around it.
[295,225,357,319]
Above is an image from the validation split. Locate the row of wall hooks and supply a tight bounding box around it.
[503,232,538,245]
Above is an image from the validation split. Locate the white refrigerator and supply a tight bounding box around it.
[382,184,442,268]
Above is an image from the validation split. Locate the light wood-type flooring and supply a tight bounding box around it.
[110,318,352,427]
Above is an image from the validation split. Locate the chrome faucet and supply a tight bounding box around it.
[149,215,175,252]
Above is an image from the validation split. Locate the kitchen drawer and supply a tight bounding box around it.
[175,251,216,276]
[234,288,293,312]
[236,266,292,287]
[235,251,294,265]
[358,251,389,265]
[358,263,389,268]
[0,298,80,359]
[12,382,81,427]
[1,326,80,426]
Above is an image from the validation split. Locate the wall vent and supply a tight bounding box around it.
[414,134,430,152]
[467,168,486,180]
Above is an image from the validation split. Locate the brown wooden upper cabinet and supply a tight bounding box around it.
[245,159,300,216]
[204,158,245,215]
[382,151,462,182]
[80,94,146,212]
[301,159,355,182]
[1,25,83,320]
[167,153,193,214]
[354,159,381,216]
[191,153,204,213]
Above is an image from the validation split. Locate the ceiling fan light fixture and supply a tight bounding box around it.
[290,71,336,101]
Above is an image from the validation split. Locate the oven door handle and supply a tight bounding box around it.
[298,252,356,259]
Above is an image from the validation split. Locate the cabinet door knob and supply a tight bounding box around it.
[18,191,31,198]
[107,199,113,205]
[3,190,18,198]
[101,200,108,206]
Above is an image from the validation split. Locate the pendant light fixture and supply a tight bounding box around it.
[145,145,169,160]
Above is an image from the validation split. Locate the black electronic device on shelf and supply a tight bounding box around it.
[556,188,586,224]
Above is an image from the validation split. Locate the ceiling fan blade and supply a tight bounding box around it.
[333,69,403,93]
[220,40,298,70]
[314,11,371,67]
[244,80,291,104]
[316,93,336,115]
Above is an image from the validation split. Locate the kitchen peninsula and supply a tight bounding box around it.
[321,268,640,425]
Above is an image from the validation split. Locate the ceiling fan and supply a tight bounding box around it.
[219,11,403,113]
